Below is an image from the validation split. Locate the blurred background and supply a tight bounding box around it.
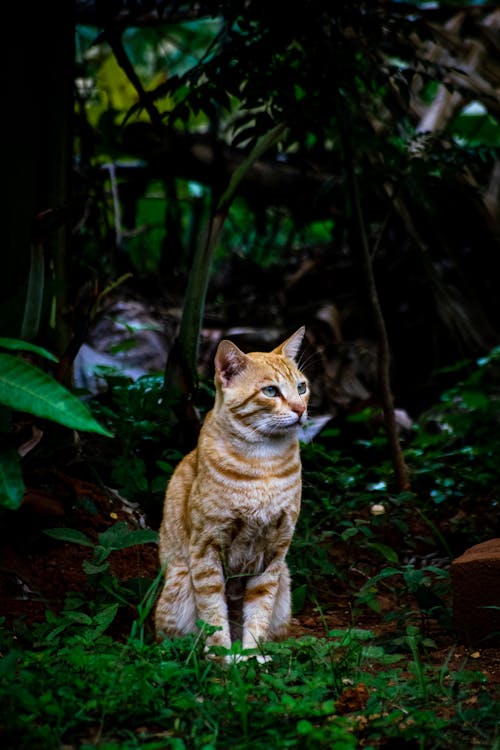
[4,1,500,413]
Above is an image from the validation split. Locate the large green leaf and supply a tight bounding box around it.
[0,337,59,362]
[0,449,25,510]
[0,353,113,436]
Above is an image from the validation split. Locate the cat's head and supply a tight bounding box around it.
[213,327,309,439]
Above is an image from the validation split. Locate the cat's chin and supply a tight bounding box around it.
[263,422,300,439]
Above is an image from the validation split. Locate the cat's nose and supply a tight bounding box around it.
[291,403,306,422]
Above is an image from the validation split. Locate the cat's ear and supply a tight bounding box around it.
[215,340,248,387]
[273,326,305,362]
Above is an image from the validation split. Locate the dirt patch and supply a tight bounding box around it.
[0,472,158,633]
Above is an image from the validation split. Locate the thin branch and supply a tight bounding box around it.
[338,116,411,493]
[105,30,163,129]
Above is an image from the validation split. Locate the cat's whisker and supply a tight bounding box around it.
[297,348,322,374]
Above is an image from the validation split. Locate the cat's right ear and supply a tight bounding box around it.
[215,341,248,387]
[273,326,305,362]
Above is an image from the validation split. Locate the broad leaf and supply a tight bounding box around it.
[0,353,112,436]
[0,450,25,510]
[0,337,58,362]
[98,521,158,550]
[43,527,95,547]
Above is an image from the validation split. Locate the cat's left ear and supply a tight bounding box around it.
[273,326,305,362]
[215,340,248,387]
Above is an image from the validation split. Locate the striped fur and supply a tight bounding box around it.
[155,327,309,652]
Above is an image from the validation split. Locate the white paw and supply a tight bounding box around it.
[255,653,273,664]
[222,652,273,665]
[203,644,230,661]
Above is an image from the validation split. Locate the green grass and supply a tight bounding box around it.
[1,617,499,750]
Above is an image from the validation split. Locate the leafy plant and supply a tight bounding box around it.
[44,521,158,578]
[88,372,184,508]
[0,338,112,511]
[406,346,500,546]
[39,520,158,644]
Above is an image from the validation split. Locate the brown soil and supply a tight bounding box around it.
[2,470,500,697]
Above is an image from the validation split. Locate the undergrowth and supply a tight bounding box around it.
[2,348,500,748]
[2,617,499,750]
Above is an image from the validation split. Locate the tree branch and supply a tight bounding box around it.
[338,114,411,493]
[76,1,207,29]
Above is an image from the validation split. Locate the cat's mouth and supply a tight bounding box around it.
[272,417,303,434]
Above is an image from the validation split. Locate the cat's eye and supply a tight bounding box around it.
[262,385,280,397]
[297,382,307,395]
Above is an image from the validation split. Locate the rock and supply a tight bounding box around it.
[451,539,500,646]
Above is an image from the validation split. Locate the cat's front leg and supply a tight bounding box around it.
[242,557,290,649]
[189,535,232,649]
[155,558,197,638]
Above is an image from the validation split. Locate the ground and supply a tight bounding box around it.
[2,469,500,699]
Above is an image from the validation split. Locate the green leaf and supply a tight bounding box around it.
[296,719,314,735]
[292,584,308,614]
[92,603,119,634]
[366,542,399,563]
[341,527,359,541]
[21,243,45,341]
[83,560,110,575]
[43,527,95,547]
[0,450,25,510]
[460,389,490,410]
[63,611,94,625]
[0,337,59,362]
[98,522,158,550]
[0,353,113,436]
[116,528,159,548]
[217,123,287,211]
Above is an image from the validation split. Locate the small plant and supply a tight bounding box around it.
[44,521,158,578]
[38,521,158,644]
[89,372,185,509]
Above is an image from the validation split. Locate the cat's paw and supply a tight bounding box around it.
[223,652,273,665]
[204,645,272,665]
[223,653,247,665]
[254,653,273,665]
[203,644,230,662]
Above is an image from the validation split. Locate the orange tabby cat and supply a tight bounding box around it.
[155,327,309,656]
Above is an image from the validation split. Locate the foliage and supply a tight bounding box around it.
[89,372,185,509]
[0,339,111,511]
[36,520,159,646]
[410,346,500,508]
[290,343,500,635]
[3,347,500,747]
[389,345,500,566]
[70,1,500,375]
[44,521,158,578]
[2,616,499,749]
